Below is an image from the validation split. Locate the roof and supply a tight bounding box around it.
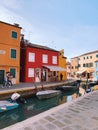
[95,60,98,62]
[24,40,59,52]
[71,50,98,59]
[79,50,98,57]
[0,21,22,29]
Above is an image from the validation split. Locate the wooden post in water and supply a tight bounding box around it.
[32,78,38,92]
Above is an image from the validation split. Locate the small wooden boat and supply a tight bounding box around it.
[0,100,19,113]
[11,92,27,104]
[36,90,61,100]
[56,86,78,92]
[93,85,98,91]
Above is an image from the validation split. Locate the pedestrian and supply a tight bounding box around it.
[60,73,63,80]
[6,72,13,87]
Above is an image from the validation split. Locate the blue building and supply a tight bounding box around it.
[94,60,98,81]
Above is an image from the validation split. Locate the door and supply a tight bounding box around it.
[43,69,47,81]
[0,70,4,84]
[35,68,41,82]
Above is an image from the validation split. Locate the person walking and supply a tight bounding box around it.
[6,72,13,87]
[60,73,63,80]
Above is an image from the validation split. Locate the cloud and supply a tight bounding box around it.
[1,0,23,10]
[0,2,40,42]
[0,0,98,61]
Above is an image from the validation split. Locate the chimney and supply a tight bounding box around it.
[14,23,19,27]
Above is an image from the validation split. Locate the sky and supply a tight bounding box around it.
[0,0,98,61]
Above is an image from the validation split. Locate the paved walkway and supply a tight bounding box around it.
[2,90,98,130]
[0,80,73,91]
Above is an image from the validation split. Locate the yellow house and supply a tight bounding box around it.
[0,21,22,84]
[58,49,67,80]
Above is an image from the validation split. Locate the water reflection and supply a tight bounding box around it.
[0,89,82,129]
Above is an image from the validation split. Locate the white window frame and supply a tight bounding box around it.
[52,56,57,64]
[28,52,35,62]
[42,54,48,63]
[28,68,34,77]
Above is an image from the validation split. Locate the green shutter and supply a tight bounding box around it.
[11,49,16,58]
[12,31,17,38]
[10,68,16,78]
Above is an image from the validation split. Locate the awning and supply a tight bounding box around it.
[86,68,94,73]
[43,65,66,71]
[76,68,94,74]
[76,70,86,74]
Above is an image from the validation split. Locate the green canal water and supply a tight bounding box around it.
[0,90,79,129]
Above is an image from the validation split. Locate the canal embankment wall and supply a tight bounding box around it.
[0,80,75,100]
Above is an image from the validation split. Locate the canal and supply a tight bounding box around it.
[0,90,79,129]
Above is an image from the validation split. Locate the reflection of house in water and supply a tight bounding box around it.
[58,95,67,105]
[72,87,85,99]
[72,93,78,99]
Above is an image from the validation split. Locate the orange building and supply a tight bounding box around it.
[58,49,67,80]
[0,21,22,84]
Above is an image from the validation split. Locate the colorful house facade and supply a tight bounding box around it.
[0,21,22,84]
[71,50,98,79]
[58,49,67,80]
[20,36,66,83]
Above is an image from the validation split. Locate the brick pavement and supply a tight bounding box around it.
[2,90,98,130]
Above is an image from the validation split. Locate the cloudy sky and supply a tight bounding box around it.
[0,0,98,61]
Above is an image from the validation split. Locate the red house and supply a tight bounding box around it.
[20,35,65,83]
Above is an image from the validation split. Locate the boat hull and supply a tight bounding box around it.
[56,86,78,92]
[0,100,19,113]
[36,90,61,100]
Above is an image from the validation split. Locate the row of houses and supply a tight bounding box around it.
[67,50,98,81]
[0,21,67,84]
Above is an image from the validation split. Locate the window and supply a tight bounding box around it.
[90,56,92,59]
[42,54,48,63]
[89,63,93,67]
[11,49,16,58]
[28,52,35,62]
[83,64,85,67]
[78,64,80,67]
[96,63,98,68]
[52,56,57,64]
[12,31,17,38]
[96,54,98,58]
[87,56,89,59]
[96,71,98,76]
[75,66,78,69]
[10,68,16,78]
[84,57,85,60]
[28,68,34,77]
[86,63,88,67]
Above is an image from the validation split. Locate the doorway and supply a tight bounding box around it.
[0,70,4,84]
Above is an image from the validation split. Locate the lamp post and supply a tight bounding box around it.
[86,72,89,90]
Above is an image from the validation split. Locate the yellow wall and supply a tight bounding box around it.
[58,49,67,80]
[0,21,21,84]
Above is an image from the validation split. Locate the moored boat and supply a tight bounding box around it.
[56,85,78,92]
[36,90,61,100]
[93,85,98,91]
[0,100,19,113]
